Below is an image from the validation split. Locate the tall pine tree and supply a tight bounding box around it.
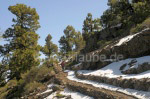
[2,4,41,80]
[82,13,102,53]
[41,34,58,68]
[59,25,85,58]
[41,34,58,58]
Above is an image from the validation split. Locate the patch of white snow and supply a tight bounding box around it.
[66,71,150,99]
[115,28,149,46]
[60,88,93,99]
[79,56,150,79]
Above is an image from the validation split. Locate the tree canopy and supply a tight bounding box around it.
[82,13,102,53]
[41,34,58,58]
[59,25,85,58]
[2,4,41,80]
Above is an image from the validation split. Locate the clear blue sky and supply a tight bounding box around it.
[0,0,108,47]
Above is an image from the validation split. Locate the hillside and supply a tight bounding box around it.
[26,57,150,99]
[1,0,150,99]
[21,29,150,99]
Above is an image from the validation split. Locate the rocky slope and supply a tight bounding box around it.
[26,64,138,99]
[25,58,150,99]
[76,28,150,70]
[25,29,150,99]
[51,65,137,99]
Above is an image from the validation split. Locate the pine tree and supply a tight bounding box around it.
[101,0,150,35]
[41,34,58,58]
[41,34,58,68]
[103,0,134,28]
[74,31,85,52]
[82,13,93,41]
[59,25,85,57]
[132,0,150,24]
[82,13,102,53]
[2,4,41,80]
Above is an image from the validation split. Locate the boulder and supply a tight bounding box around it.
[122,62,150,74]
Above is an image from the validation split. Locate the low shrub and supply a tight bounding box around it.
[0,86,8,98]
[42,58,59,68]
[130,24,144,34]
[0,64,55,98]
[22,66,55,84]
[35,66,55,82]
[21,67,39,84]
[55,92,65,98]
[97,40,112,48]
[142,17,150,28]
[24,81,45,94]
[130,17,150,34]
[0,91,8,99]
[0,79,18,99]
[6,80,18,89]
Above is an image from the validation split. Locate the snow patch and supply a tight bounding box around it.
[60,88,93,99]
[67,71,150,99]
[45,88,93,99]
[45,83,93,99]
[79,56,150,79]
[47,83,56,88]
[37,89,52,96]
[45,92,57,99]
[73,63,82,68]
[115,28,149,46]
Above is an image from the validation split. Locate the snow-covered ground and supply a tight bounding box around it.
[45,92,57,99]
[45,56,150,99]
[66,70,150,99]
[78,56,150,79]
[115,28,149,46]
[60,88,93,99]
[73,63,81,68]
[45,88,93,99]
[45,83,93,99]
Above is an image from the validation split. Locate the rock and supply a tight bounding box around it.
[128,59,137,67]
[122,62,150,74]
[120,64,127,70]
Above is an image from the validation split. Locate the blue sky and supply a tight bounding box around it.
[0,0,108,47]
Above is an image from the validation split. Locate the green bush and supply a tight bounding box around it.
[0,91,8,99]
[42,58,59,68]
[6,80,18,89]
[97,40,112,48]
[130,24,144,34]
[35,66,55,82]
[21,67,39,83]
[0,86,8,99]
[56,92,65,98]
[0,66,54,98]
[0,79,18,99]
[22,66,54,84]
[142,17,150,28]
[130,17,150,34]
[24,81,45,94]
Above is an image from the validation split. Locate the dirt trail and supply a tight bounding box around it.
[53,65,137,99]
